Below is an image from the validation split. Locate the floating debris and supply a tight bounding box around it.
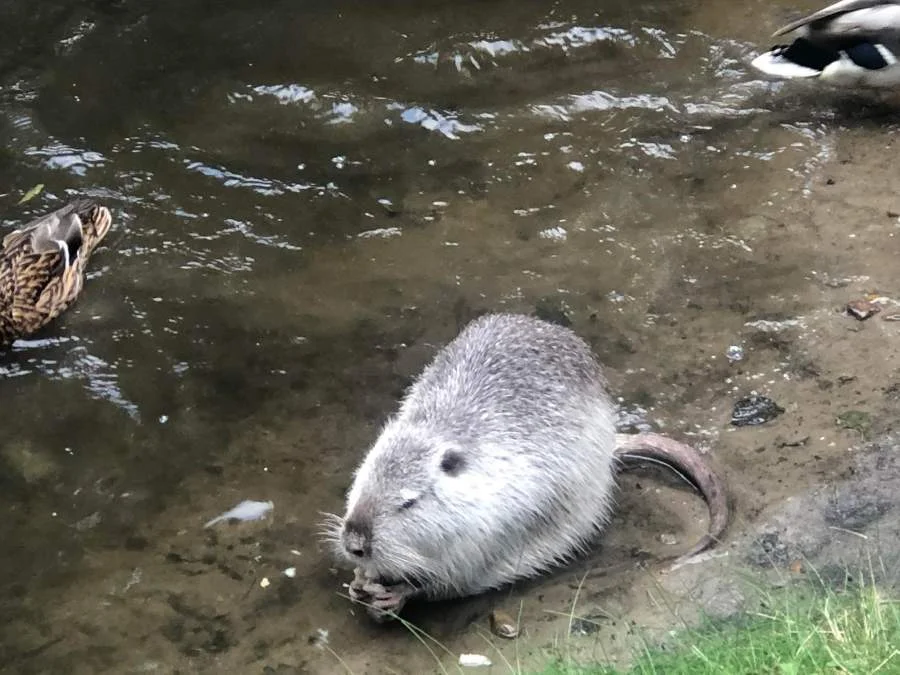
[489,610,519,639]
[283,567,297,578]
[731,395,784,427]
[458,654,492,668]
[260,577,271,588]
[309,628,329,649]
[17,183,44,204]
[357,227,402,239]
[725,345,744,363]
[846,299,881,321]
[203,499,273,528]
[538,226,567,241]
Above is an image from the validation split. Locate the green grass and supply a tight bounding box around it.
[536,580,900,675]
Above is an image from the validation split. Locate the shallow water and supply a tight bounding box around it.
[2,0,899,673]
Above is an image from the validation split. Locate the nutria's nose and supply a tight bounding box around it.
[343,515,372,559]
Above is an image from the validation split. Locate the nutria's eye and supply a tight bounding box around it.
[399,489,419,510]
[440,450,465,476]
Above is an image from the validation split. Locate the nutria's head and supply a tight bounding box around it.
[324,421,481,594]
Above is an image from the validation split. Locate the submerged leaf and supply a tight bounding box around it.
[17,183,44,205]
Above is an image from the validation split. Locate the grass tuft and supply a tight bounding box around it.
[535,575,900,675]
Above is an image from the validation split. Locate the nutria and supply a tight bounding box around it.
[325,313,728,620]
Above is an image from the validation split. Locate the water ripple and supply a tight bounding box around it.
[25,141,107,176]
[5,339,140,419]
[183,158,339,196]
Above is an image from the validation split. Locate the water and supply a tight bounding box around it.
[1,0,895,672]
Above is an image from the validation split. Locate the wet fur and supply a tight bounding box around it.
[326,313,726,612]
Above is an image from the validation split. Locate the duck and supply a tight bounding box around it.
[751,0,900,88]
[0,199,112,347]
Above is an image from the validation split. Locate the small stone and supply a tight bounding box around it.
[846,299,880,320]
[260,577,270,588]
[747,532,791,568]
[458,654,492,667]
[726,345,744,363]
[659,533,678,546]
[731,395,784,427]
[569,612,607,636]
[489,610,519,639]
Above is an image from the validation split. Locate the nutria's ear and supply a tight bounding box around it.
[439,449,466,476]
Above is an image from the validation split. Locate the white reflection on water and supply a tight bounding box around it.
[184,159,338,196]
[4,339,140,419]
[251,83,316,104]
[397,105,482,139]
[25,141,107,176]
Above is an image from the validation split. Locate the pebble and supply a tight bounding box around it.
[459,654,492,667]
[489,610,519,639]
[731,395,784,427]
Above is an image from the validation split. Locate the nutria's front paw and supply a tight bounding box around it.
[347,568,415,621]
[361,580,415,621]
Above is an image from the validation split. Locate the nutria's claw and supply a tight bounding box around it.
[364,581,414,621]
[347,568,415,621]
[348,567,371,599]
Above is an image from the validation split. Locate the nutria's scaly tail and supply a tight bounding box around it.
[614,432,728,560]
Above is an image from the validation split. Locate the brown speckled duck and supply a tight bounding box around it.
[0,199,112,346]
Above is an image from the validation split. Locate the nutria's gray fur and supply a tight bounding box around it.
[326,313,728,620]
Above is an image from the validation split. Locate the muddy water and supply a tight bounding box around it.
[1,0,899,673]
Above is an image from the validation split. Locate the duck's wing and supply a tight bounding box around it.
[2,212,86,328]
[29,213,84,275]
[774,0,900,37]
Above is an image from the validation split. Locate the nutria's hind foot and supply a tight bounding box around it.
[349,567,416,622]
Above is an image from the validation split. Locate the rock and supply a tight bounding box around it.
[746,532,791,568]
[823,491,892,531]
[731,395,785,427]
[489,610,519,639]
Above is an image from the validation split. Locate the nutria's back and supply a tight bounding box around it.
[400,313,613,441]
